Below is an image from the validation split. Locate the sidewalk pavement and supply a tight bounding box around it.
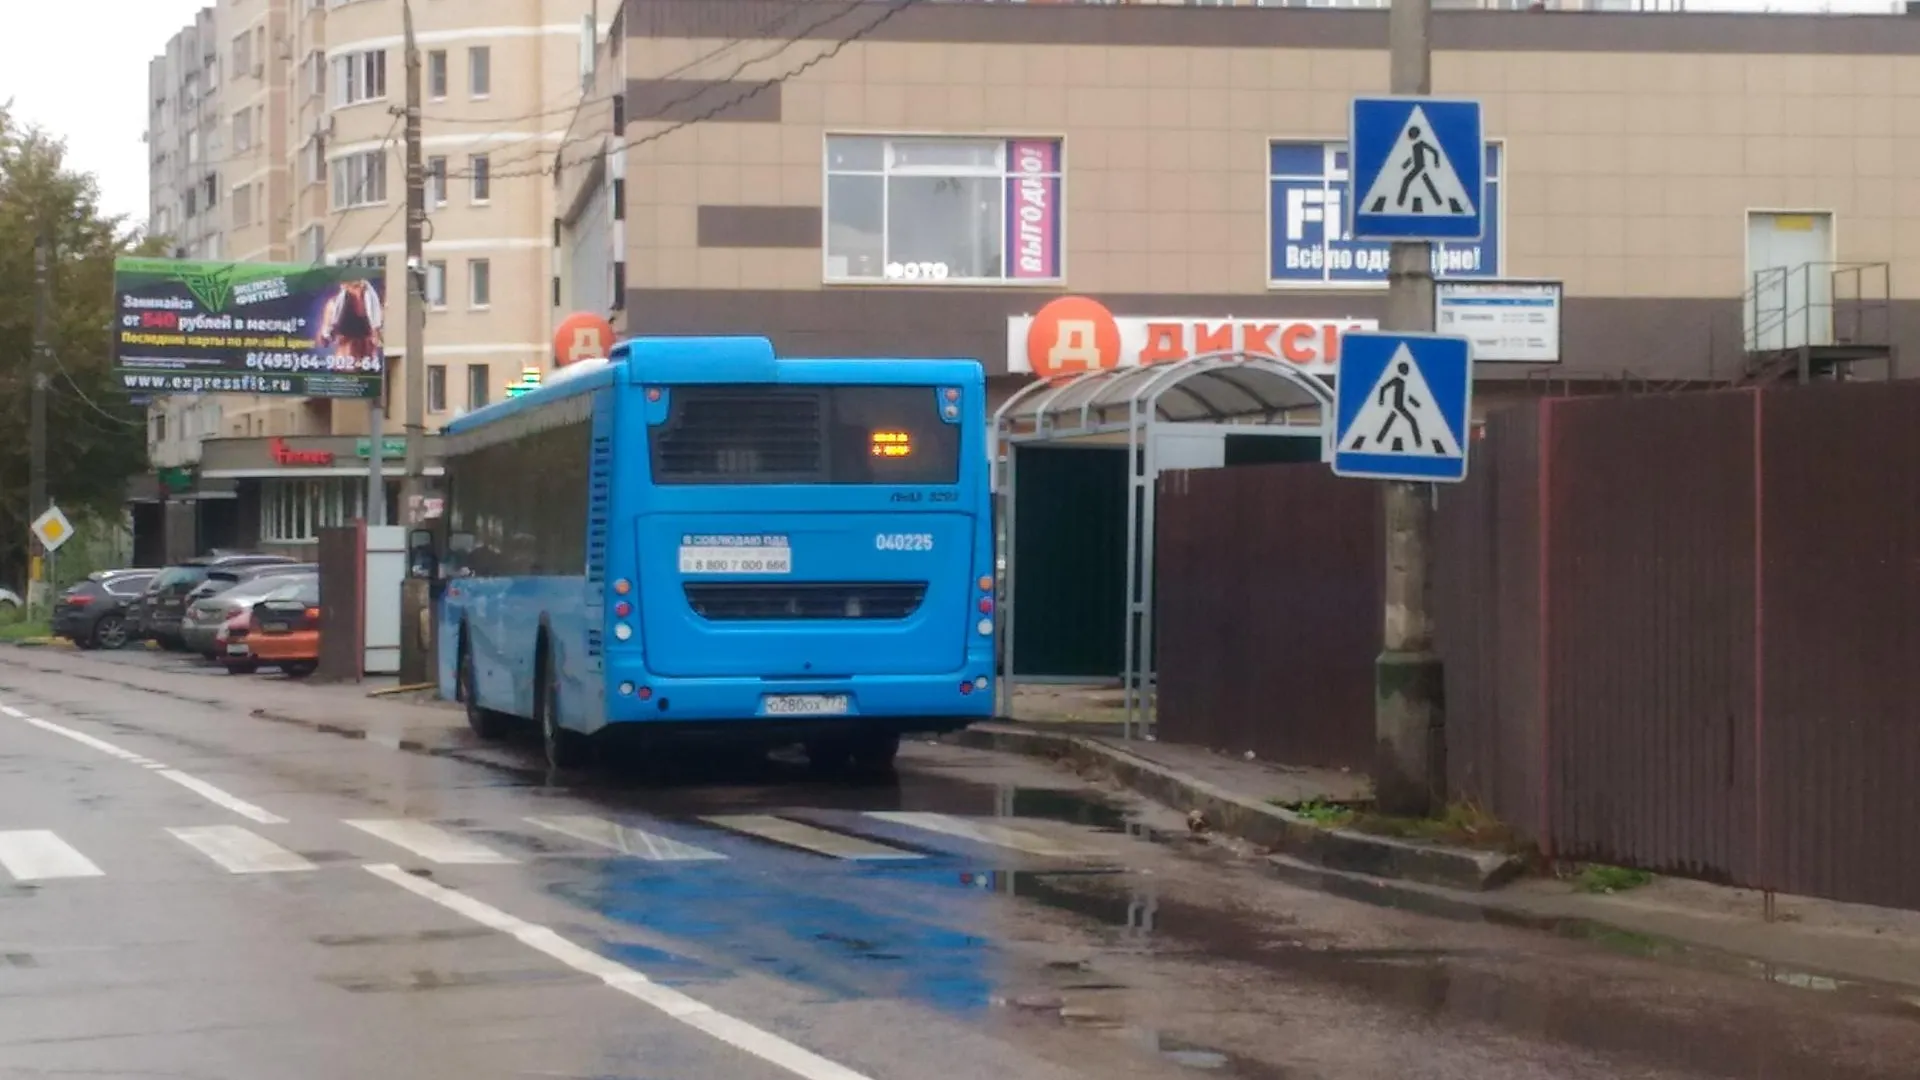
[980,684,1920,997]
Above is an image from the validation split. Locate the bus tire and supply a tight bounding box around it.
[539,645,590,771]
[460,635,513,741]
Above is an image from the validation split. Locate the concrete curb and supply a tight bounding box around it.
[952,724,1526,892]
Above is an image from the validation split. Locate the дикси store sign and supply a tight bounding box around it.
[111,258,388,399]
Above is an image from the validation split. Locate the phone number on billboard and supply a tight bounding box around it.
[244,351,384,374]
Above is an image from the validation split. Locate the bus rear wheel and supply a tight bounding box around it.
[460,637,514,741]
[539,650,591,771]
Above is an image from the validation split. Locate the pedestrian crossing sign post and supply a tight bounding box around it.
[1329,331,1474,484]
[1348,96,1486,243]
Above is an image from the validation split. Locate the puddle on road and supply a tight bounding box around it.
[1004,870,1920,1080]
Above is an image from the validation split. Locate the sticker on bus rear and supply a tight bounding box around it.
[679,534,792,575]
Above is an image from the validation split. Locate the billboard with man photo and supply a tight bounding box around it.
[111,258,388,398]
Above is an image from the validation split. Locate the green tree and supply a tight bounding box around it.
[0,105,160,591]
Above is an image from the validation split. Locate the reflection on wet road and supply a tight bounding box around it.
[2,649,1919,1079]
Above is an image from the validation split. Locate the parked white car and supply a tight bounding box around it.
[0,587,21,612]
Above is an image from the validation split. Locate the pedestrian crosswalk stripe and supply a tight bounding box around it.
[526,815,728,862]
[865,812,1094,858]
[168,825,315,874]
[702,815,923,861]
[344,819,518,865]
[0,830,105,882]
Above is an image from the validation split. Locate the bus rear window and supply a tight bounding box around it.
[650,386,961,485]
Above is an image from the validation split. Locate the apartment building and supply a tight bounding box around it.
[137,0,602,559]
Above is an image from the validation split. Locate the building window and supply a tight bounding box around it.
[469,154,490,203]
[468,46,491,98]
[823,135,1063,284]
[306,50,325,98]
[427,364,448,413]
[260,478,369,545]
[427,49,448,99]
[426,156,447,206]
[232,183,253,228]
[232,31,253,78]
[331,149,388,209]
[304,137,326,186]
[331,49,387,107]
[468,259,491,308]
[1267,139,1502,287]
[425,260,447,307]
[466,364,490,412]
[302,224,325,263]
[232,109,253,152]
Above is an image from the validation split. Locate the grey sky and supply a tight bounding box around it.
[1,0,209,227]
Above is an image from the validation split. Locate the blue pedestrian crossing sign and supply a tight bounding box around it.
[1329,332,1474,484]
[1348,96,1485,242]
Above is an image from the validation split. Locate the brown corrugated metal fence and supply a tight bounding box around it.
[1756,384,1920,910]
[1155,463,1380,769]
[1151,383,1920,910]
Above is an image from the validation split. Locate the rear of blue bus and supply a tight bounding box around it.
[600,351,996,741]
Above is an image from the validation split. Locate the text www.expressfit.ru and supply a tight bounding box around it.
[119,372,297,394]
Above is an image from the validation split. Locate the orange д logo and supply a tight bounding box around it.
[553,311,616,367]
[1026,296,1122,378]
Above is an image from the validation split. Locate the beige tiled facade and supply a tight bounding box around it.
[582,3,1920,382]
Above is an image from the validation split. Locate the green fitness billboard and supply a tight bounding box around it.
[112,258,388,399]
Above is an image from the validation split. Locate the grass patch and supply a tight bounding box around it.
[1281,798,1357,826]
[1346,800,1531,853]
[1572,864,1655,894]
[0,604,52,642]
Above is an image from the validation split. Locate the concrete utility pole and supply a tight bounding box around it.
[401,0,428,524]
[29,232,51,613]
[1375,0,1445,817]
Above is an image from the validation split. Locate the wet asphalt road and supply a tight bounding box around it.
[3,650,1920,1080]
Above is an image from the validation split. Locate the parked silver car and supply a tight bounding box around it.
[181,572,317,657]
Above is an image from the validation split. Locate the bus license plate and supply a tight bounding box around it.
[763,694,850,716]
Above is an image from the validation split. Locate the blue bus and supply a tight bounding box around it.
[423,335,996,770]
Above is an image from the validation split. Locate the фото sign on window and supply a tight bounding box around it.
[824,135,1063,285]
[1268,140,1502,287]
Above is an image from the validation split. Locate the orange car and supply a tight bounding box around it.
[244,590,321,678]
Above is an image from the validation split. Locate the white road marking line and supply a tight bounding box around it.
[0,830,105,881]
[526,815,728,862]
[702,815,922,861]
[345,819,517,865]
[20,715,144,761]
[865,811,1093,858]
[365,864,874,1080]
[168,826,315,874]
[156,770,288,825]
[0,706,26,718]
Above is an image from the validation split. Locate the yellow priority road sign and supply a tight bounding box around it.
[31,505,74,554]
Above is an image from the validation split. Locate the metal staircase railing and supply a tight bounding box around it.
[1741,261,1890,385]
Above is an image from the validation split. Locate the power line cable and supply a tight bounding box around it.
[447,0,918,183]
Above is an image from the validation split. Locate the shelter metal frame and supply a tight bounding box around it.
[992,351,1338,739]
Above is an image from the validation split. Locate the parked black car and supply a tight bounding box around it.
[52,569,159,650]
[132,553,298,650]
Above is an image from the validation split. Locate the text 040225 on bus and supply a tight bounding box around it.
[416,335,996,771]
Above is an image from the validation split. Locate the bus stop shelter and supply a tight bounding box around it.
[992,352,1338,738]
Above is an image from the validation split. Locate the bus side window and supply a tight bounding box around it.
[447,532,476,579]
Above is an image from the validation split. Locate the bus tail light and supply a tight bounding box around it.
[637,685,653,701]
[977,575,993,592]
[614,623,633,641]
[614,601,631,618]
[613,579,631,595]
[974,676,989,691]
[978,597,993,614]
[959,680,973,694]
[976,618,992,636]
